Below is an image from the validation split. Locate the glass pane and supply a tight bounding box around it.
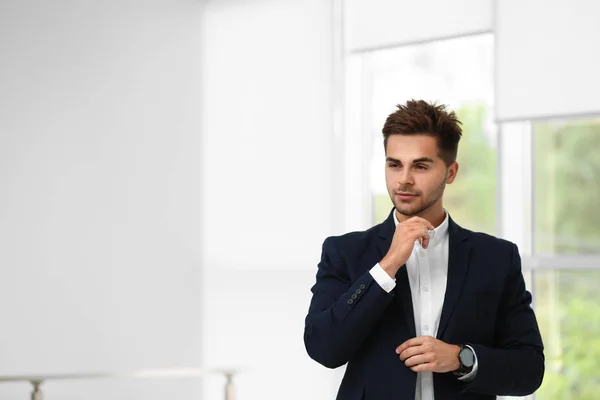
[534,119,600,254]
[533,269,600,399]
[366,34,496,234]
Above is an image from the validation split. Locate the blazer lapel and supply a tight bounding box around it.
[376,208,396,263]
[394,265,416,338]
[377,208,416,338]
[436,217,471,339]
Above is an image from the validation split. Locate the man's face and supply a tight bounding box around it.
[385,134,458,217]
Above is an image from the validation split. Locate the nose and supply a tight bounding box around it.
[398,168,415,186]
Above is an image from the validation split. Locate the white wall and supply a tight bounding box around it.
[201,0,341,399]
[201,0,336,271]
[0,1,205,399]
[345,0,493,52]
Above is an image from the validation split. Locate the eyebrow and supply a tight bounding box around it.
[386,157,435,164]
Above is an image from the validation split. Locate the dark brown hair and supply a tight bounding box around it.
[382,99,462,165]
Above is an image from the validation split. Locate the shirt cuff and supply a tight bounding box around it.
[369,264,396,293]
[457,345,478,381]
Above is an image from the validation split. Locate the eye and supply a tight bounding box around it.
[415,164,428,170]
[388,162,400,168]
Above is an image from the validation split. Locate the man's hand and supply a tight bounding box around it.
[396,336,460,373]
[379,216,434,278]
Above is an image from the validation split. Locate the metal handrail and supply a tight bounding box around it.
[0,367,238,400]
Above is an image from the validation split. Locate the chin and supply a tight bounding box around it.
[394,204,420,216]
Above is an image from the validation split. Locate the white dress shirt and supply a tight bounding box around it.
[369,210,478,400]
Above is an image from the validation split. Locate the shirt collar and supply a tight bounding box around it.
[392,209,450,247]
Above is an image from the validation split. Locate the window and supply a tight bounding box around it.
[534,269,600,399]
[531,118,600,400]
[533,119,600,255]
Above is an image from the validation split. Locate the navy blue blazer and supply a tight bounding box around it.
[304,209,544,400]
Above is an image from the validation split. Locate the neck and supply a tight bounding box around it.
[395,203,446,228]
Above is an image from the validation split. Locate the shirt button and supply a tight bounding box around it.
[423,287,429,292]
[419,250,425,257]
[423,324,429,331]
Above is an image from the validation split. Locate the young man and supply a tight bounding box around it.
[304,100,544,400]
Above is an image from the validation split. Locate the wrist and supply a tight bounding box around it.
[451,345,461,371]
[379,255,404,278]
[453,344,475,376]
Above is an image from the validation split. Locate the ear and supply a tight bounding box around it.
[446,161,459,184]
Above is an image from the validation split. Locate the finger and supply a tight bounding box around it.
[399,336,433,361]
[411,362,435,373]
[407,217,435,231]
[399,344,423,361]
[403,219,432,231]
[407,225,429,237]
[409,227,430,245]
[395,337,425,354]
[403,353,433,367]
[396,340,414,355]
[400,335,434,356]
[421,229,430,249]
[400,345,427,362]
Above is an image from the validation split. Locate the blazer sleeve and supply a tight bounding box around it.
[461,243,545,396]
[304,237,395,368]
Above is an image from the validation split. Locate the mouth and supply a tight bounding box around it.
[395,192,418,200]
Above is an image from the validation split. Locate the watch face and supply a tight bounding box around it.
[459,347,475,367]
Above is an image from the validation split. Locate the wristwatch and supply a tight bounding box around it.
[454,345,475,376]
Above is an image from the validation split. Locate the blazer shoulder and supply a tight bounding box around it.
[466,228,519,254]
[322,221,384,255]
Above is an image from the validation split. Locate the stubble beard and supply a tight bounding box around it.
[392,174,448,217]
